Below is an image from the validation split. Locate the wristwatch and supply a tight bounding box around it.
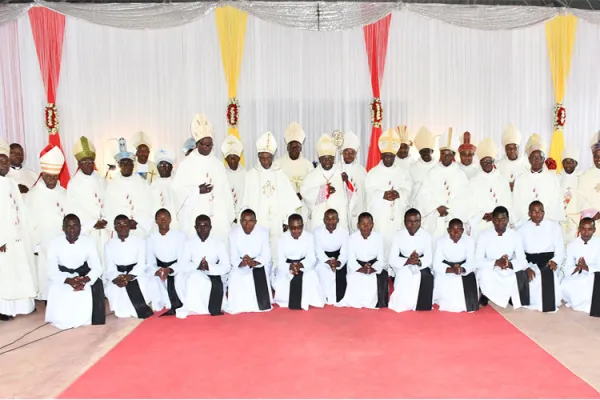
[417,259,422,267]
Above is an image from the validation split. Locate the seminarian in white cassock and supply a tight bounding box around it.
[221,135,246,219]
[172,113,235,242]
[26,144,67,301]
[301,133,355,232]
[241,131,302,263]
[149,149,178,231]
[104,139,153,238]
[0,139,36,321]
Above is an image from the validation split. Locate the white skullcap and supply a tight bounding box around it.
[316,134,337,157]
[284,122,306,144]
[39,145,65,175]
[524,134,546,157]
[0,138,9,157]
[132,131,152,150]
[501,125,522,147]
[191,113,214,142]
[414,126,437,151]
[439,128,458,153]
[561,146,579,162]
[221,135,244,158]
[256,131,277,155]
[378,128,401,154]
[342,131,360,151]
[155,148,174,165]
[476,137,499,160]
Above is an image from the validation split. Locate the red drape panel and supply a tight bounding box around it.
[363,14,391,171]
[28,7,70,187]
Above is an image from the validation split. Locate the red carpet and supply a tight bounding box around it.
[60,306,599,399]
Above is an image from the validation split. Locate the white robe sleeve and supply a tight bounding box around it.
[563,242,578,276]
[277,236,289,274]
[229,232,240,269]
[432,240,447,275]
[372,236,386,272]
[181,240,196,273]
[389,234,407,270]
[209,241,231,276]
[347,237,360,272]
[475,234,495,270]
[256,231,271,268]
[419,235,433,270]
[130,239,147,277]
[551,225,566,266]
[146,238,158,274]
[86,239,103,283]
[105,242,119,282]
[338,236,348,269]
[47,242,70,285]
[511,235,527,272]
[315,232,327,265]
[302,237,317,270]
[463,238,476,274]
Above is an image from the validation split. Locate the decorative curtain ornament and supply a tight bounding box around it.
[363,14,392,171]
[545,14,577,173]
[29,7,70,187]
[216,6,248,165]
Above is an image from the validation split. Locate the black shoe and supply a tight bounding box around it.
[0,313,13,321]
[160,309,176,317]
[479,295,489,307]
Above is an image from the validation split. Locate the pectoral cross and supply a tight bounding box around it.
[595,183,600,193]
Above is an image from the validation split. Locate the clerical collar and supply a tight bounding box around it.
[11,165,22,170]
[531,168,543,174]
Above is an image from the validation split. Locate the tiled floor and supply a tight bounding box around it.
[0,301,598,398]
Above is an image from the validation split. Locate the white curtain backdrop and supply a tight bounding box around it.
[3,9,600,174]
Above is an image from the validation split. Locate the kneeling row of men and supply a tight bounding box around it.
[45,202,600,330]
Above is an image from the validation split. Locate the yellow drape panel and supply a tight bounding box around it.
[545,14,577,172]
[216,6,248,165]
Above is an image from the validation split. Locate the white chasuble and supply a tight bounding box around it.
[459,163,480,180]
[7,167,38,192]
[341,162,367,231]
[578,167,600,237]
[409,158,436,204]
[512,170,564,227]
[150,176,178,230]
[365,160,412,252]
[25,182,67,300]
[466,169,513,239]
[171,151,235,242]
[559,169,581,242]
[105,173,153,237]
[496,156,529,187]
[226,167,246,218]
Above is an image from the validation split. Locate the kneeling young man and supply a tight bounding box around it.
[476,206,528,308]
[314,209,349,305]
[433,219,479,313]
[518,201,565,312]
[176,215,230,318]
[225,208,273,314]
[105,215,160,319]
[337,212,387,309]
[46,214,105,329]
[388,209,434,312]
[562,218,600,317]
[146,208,187,316]
[273,214,325,310]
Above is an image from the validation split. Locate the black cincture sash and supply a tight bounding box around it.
[251,264,272,311]
[115,263,153,319]
[416,268,434,311]
[590,272,600,317]
[208,275,224,316]
[525,252,555,312]
[325,249,347,303]
[442,260,479,312]
[287,257,305,310]
[156,258,183,311]
[59,261,106,325]
[357,258,388,308]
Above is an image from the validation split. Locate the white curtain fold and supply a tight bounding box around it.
[0,4,31,26]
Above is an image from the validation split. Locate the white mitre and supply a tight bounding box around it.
[132,131,152,150]
[524,133,546,157]
[476,137,499,160]
[40,146,65,175]
[156,148,174,165]
[191,113,214,142]
[501,124,522,147]
[342,131,360,151]
[284,122,306,144]
[257,131,277,155]
[414,126,437,151]
[439,128,458,153]
[221,135,244,158]
[0,138,9,156]
[316,134,337,158]
[561,146,579,162]
[378,128,401,154]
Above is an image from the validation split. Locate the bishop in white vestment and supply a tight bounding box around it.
[416,130,469,239]
[496,125,529,191]
[132,131,158,184]
[577,133,600,236]
[388,209,434,312]
[337,213,387,309]
[145,209,187,315]
[45,215,106,330]
[225,209,273,314]
[0,140,36,320]
[466,137,513,239]
[150,149,178,230]
[26,145,67,300]
[221,135,246,219]
[105,138,153,237]
[273,214,325,310]
[105,215,160,319]
[409,126,437,204]
[7,143,38,194]
[176,215,230,318]
[241,132,302,263]
[457,132,479,179]
[561,218,600,317]
[476,206,528,308]
[365,129,412,253]
[301,134,355,231]
[559,147,582,242]
[512,134,564,227]
[314,209,349,305]
[340,131,367,231]
[66,137,109,269]
[433,219,479,313]
[172,114,235,242]
[518,201,565,312]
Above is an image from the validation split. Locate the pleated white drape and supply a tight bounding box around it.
[3,9,600,174]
